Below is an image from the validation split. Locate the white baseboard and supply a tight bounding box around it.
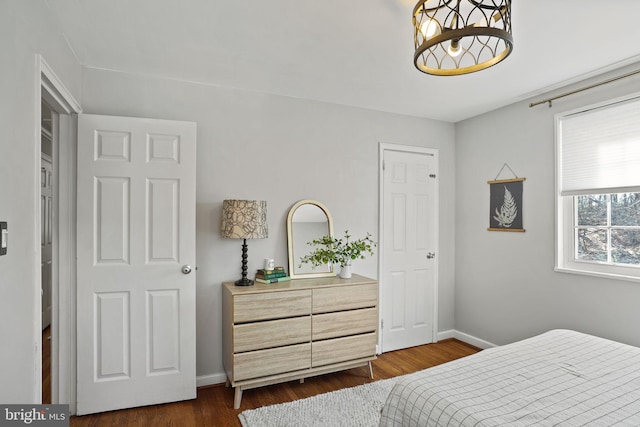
[438,329,497,349]
[436,329,455,341]
[196,372,228,388]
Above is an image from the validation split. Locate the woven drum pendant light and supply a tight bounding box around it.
[413,0,513,76]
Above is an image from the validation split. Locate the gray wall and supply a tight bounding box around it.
[80,68,456,381]
[0,1,82,402]
[17,0,640,401]
[2,2,455,399]
[455,64,640,347]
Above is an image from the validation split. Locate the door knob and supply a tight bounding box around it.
[181,265,192,274]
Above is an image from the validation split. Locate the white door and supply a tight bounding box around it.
[381,147,437,352]
[41,154,53,330]
[76,114,197,415]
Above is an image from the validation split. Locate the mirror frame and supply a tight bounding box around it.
[287,200,335,279]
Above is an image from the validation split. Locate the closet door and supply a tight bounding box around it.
[381,148,437,352]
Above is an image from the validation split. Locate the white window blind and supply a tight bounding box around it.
[558,96,640,196]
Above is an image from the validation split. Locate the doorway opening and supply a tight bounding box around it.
[41,100,55,403]
[38,55,82,410]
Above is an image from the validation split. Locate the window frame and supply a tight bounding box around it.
[555,93,640,283]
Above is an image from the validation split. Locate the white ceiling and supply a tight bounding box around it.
[44,0,640,123]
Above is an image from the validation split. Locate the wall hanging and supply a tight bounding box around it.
[488,163,525,232]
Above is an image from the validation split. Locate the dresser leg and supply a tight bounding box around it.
[368,361,374,379]
[234,387,243,410]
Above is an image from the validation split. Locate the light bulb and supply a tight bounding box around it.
[420,18,441,40]
[448,40,461,57]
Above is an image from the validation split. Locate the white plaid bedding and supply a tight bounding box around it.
[379,329,640,426]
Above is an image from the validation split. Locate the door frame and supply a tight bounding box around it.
[36,55,82,410]
[377,143,439,352]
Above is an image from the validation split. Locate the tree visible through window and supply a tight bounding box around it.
[576,192,640,265]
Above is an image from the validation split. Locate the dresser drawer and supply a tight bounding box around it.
[312,307,377,340]
[312,333,377,367]
[234,343,311,381]
[234,289,311,323]
[312,283,377,314]
[234,316,311,353]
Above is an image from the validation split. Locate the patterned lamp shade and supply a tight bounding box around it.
[221,200,268,286]
[221,200,268,239]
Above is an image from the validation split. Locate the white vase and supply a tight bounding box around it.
[339,263,352,279]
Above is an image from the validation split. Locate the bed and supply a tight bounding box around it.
[379,329,640,426]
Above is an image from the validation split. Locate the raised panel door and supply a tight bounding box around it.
[76,114,197,415]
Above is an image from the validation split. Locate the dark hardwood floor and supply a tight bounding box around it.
[70,339,479,427]
[42,326,51,404]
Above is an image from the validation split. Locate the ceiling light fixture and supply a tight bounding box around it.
[413,0,513,76]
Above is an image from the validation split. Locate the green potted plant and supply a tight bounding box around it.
[299,230,376,278]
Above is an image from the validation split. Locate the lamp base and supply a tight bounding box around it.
[235,239,253,286]
[235,278,254,286]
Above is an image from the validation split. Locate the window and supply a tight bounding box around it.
[575,193,640,264]
[556,94,640,282]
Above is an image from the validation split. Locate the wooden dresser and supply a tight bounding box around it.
[222,274,378,408]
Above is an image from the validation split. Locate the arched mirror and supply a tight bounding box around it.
[287,200,334,279]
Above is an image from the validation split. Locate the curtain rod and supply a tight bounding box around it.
[529,68,640,108]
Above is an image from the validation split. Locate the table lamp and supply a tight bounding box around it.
[221,200,268,286]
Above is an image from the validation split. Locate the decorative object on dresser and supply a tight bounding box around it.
[222,274,379,409]
[254,266,291,284]
[286,200,335,279]
[299,230,376,279]
[263,258,275,270]
[221,200,268,286]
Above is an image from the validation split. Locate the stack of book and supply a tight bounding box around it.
[255,267,290,284]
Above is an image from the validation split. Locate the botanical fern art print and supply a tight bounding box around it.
[494,186,517,227]
[488,178,524,232]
